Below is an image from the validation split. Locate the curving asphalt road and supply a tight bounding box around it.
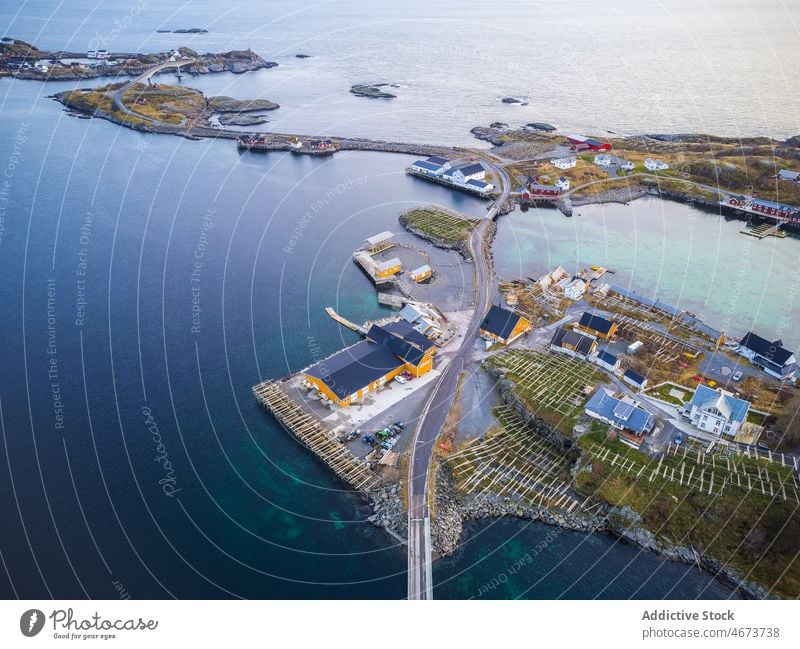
[407,161,509,600]
[111,59,199,125]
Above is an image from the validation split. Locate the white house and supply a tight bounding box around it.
[563,277,588,301]
[736,332,797,380]
[447,162,486,184]
[556,176,570,191]
[623,369,648,391]
[465,178,494,195]
[552,156,577,170]
[644,158,669,171]
[594,154,612,167]
[409,159,444,176]
[595,349,620,373]
[778,169,800,183]
[684,384,751,437]
[618,159,635,171]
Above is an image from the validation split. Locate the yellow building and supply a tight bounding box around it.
[410,264,432,283]
[304,322,433,407]
[550,326,597,358]
[479,305,532,345]
[374,256,402,280]
[574,311,617,340]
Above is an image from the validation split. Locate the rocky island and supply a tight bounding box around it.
[0,38,277,81]
[350,83,397,99]
[56,82,280,131]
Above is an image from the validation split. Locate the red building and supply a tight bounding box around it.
[567,134,612,152]
[522,183,560,199]
[750,198,798,220]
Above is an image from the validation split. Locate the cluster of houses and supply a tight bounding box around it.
[536,265,608,301]
[407,156,495,196]
[725,195,800,221]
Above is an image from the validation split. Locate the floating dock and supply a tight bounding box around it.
[252,380,381,492]
[740,222,787,239]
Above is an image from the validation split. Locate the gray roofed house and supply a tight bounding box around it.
[778,169,800,182]
[584,388,655,436]
[684,384,751,437]
[550,326,597,357]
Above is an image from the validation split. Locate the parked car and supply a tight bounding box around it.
[732,370,743,382]
[394,375,407,384]
[393,421,406,429]
[674,433,683,446]
[363,435,375,445]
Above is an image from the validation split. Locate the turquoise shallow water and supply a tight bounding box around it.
[494,199,800,350]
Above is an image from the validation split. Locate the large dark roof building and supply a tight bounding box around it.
[550,326,597,357]
[736,332,797,379]
[480,305,530,344]
[576,311,616,337]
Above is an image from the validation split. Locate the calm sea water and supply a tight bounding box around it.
[2,0,799,143]
[0,1,794,599]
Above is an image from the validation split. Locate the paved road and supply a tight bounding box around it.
[111,59,199,125]
[407,161,506,600]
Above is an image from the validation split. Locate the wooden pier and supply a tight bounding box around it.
[740,222,787,239]
[325,307,366,334]
[252,380,381,492]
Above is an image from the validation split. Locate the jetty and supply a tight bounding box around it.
[324,307,366,334]
[252,380,381,492]
[740,222,787,239]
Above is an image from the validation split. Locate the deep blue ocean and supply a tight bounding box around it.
[3,0,792,599]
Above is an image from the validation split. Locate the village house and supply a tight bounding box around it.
[574,311,617,340]
[684,384,751,437]
[594,349,621,373]
[736,332,797,380]
[644,158,669,171]
[777,169,800,183]
[562,277,588,301]
[522,183,560,199]
[444,162,486,183]
[550,327,597,358]
[409,264,432,283]
[374,257,401,280]
[400,303,442,339]
[303,323,435,407]
[585,388,655,447]
[364,231,394,254]
[556,176,570,191]
[623,369,648,391]
[594,154,612,167]
[567,134,612,152]
[552,156,577,170]
[748,198,799,220]
[618,159,635,171]
[408,159,444,176]
[465,178,494,195]
[479,305,531,345]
